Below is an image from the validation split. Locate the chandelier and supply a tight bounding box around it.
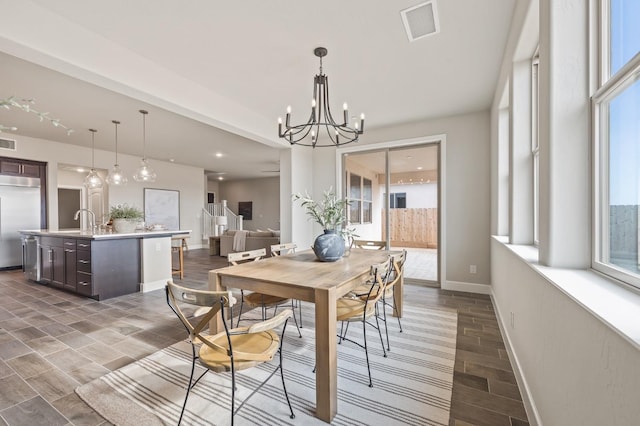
[133,109,156,182]
[84,128,103,189]
[105,120,128,186]
[278,47,364,148]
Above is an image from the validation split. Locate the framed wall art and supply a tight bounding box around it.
[238,201,253,220]
[144,188,180,230]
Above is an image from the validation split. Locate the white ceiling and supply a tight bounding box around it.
[0,0,515,180]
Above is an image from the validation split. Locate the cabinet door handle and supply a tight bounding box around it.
[48,249,52,262]
[78,260,90,264]
[78,243,89,248]
[65,249,75,253]
[79,281,90,286]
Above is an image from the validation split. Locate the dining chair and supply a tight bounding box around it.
[354,239,386,250]
[378,249,407,351]
[229,248,302,337]
[270,242,304,328]
[165,281,295,425]
[336,258,391,387]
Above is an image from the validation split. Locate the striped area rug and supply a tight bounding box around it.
[76,303,457,426]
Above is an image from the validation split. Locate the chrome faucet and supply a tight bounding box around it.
[74,209,96,232]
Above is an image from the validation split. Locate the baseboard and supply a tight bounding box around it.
[140,279,167,293]
[443,280,492,294]
[490,292,541,426]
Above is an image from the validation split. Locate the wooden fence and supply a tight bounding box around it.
[381,208,438,248]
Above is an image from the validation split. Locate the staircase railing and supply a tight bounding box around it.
[202,201,243,239]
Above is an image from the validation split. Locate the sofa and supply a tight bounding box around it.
[219,230,280,257]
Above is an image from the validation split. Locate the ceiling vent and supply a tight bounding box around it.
[401,1,440,42]
[0,138,17,151]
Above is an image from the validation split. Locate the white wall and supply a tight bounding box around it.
[385,183,437,209]
[338,111,491,289]
[219,177,280,231]
[2,133,206,248]
[492,240,640,425]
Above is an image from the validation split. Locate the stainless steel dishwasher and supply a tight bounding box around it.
[21,234,39,281]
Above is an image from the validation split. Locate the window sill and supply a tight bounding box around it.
[493,236,640,350]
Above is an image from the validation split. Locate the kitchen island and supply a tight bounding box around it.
[19,229,190,300]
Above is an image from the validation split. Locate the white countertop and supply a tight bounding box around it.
[20,229,191,240]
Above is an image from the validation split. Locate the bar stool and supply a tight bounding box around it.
[171,236,184,279]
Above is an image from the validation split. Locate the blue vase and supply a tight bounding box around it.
[312,230,345,262]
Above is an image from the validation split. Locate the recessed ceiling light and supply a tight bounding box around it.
[169,158,175,162]
[215,153,223,158]
[218,176,224,181]
[417,166,423,170]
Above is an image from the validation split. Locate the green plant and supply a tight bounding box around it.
[109,204,144,220]
[292,187,350,230]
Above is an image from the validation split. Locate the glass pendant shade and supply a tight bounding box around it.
[84,128,103,189]
[106,120,128,186]
[133,109,156,182]
[84,169,103,189]
[106,164,127,185]
[133,158,157,182]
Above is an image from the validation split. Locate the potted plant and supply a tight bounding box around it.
[293,187,354,261]
[109,204,144,233]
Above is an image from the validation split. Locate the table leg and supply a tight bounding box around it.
[393,272,404,318]
[315,287,337,423]
[208,270,224,334]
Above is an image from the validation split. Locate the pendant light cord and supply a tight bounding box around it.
[139,110,148,160]
[89,128,97,168]
[112,120,120,165]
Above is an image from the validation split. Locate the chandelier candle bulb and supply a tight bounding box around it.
[360,113,365,132]
[343,103,348,125]
[278,117,282,135]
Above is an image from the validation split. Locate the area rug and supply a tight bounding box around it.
[76,303,458,426]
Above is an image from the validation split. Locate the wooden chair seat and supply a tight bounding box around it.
[336,297,376,322]
[244,292,291,308]
[200,328,281,373]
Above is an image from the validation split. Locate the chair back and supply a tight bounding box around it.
[364,258,392,305]
[270,242,297,256]
[354,240,386,250]
[165,280,235,340]
[386,249,407,290]
[228,248,267,265]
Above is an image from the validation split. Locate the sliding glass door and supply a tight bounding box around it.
[343,143,440,285]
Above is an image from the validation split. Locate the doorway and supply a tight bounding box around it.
[342,142,440,285]
[58,187,81,229]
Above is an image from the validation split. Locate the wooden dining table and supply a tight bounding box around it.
[208,248,403,423]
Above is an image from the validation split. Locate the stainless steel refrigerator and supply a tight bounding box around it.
[0,175,41,269]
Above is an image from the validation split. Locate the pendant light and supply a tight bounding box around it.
[133,109,156,182]
[105,120,128,186]
[83,128,103,189]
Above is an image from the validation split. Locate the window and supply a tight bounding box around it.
[363,177,372,223]
[347,173,373,224]
[593,0,640,287]
[389,193,407,208]
[348,173,362,224]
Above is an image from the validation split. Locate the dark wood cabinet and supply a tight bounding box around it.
[37,235,139,300]
[76,240,92,296]
[39,237,64,287]
[0,159,41,177]
[63,239,77,292]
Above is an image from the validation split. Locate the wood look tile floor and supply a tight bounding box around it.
[0,248,529,425]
